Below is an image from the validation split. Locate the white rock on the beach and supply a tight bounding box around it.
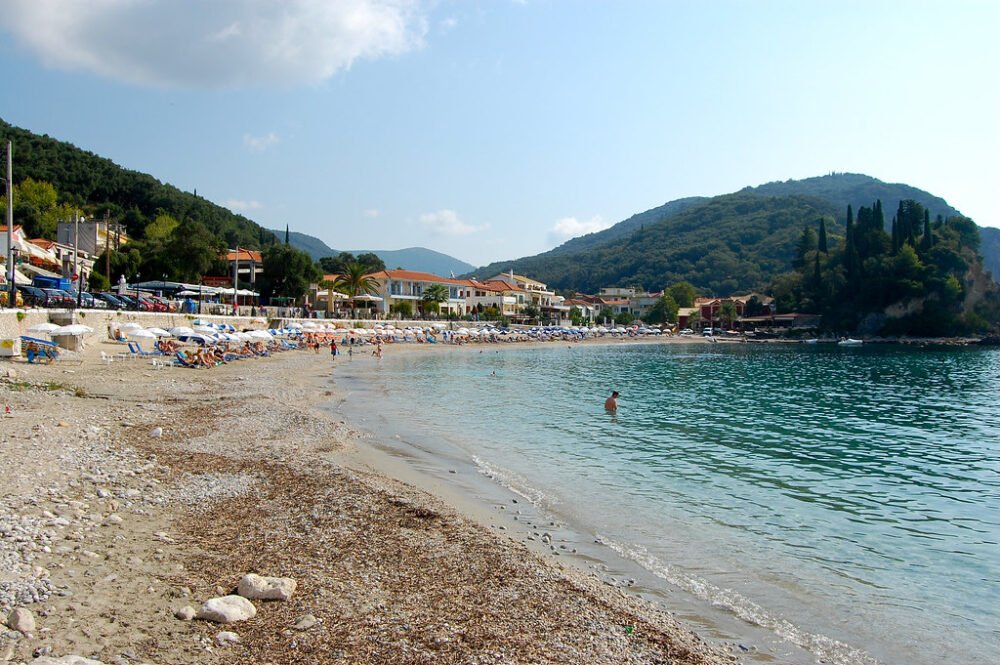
[174,605,196,621]
[293,613,318,631]
[215,631,240,646]
[7,607,36,634]
[197,595,257,623]
[237,573,296,601]
[150,427,162,438]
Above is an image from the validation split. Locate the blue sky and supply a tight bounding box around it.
[1,0,997,266]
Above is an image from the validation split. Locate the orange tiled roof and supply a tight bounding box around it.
[368,269,468,286]
[29,238,56,249]
[224,249,263,262]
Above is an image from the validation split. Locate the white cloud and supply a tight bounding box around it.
[419,209,487,236]
[363,208,381,218]
[439,17,458,33]
[225,199,263,212]
[547,215,611,246]
[244,132,280,152]
[0,0,428,89]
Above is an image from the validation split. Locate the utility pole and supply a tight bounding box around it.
[232,247,239,316]
[104,211,111,286]
[5,141,13,307]
[74,210,82,308]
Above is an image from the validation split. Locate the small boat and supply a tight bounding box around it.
[804,338,819,344]
[838,338,863,346]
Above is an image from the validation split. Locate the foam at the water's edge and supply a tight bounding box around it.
[599,537,881,665]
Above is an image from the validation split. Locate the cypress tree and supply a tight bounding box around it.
[920,214,934,253]
[818,218,829,253]
[891,216,900,253]
[874,199,885,231]
[284,224,290,245]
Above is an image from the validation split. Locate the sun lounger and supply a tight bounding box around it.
[127,341,155,358]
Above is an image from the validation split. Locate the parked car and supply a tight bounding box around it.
[41,288,75,308]
[146,295,172,312]
[95,292,126,309]
[679,328,694,336]
[702,327,715,336]
[17,285,47,307]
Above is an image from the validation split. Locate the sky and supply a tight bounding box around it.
[1,0,997,267]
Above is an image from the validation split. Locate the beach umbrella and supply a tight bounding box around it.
[287,322,303,329]
[119,322,144,330]
[248,330,273,340]
[27,322,60,334]
[168,326,195,336]
[194,325,217,335]
[52,324,94,336]
[176,333,215,345]
[127,329,157,339]
[145,327,171,337]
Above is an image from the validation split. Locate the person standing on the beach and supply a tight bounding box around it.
[330,339,337,359]
[604,390,619,412]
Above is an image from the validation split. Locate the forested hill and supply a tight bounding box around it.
[471,173,972,294]
[742,173,961,222]
[476,193,840,295]
[0,118,273,249]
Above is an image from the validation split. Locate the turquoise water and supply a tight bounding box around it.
[335,342,1000,665]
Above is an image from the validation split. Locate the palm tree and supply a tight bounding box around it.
[421,283,450,318]
[719,300,738,331]
[319,278,338,318]
[333,262,380,320]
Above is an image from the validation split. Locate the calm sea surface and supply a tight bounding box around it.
[334,342,1000,665]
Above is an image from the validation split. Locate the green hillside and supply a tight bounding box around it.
[743,173,961,222]
[475,193,839,294]
[0,119,273,249]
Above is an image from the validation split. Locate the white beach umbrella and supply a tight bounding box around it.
[248,330,273,340]
[119,322,144,330]
[193,325,217,335]
[145,327,171,337]
[287,322,303,329]
[27,322,60,334]
[168,326,195,336]
[52,324,93,336]
[127,329,157,339]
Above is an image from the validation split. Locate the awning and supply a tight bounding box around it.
[18,263,62,278]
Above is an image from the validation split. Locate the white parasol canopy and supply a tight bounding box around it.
[52,324,94,336]
[27,322,60,334]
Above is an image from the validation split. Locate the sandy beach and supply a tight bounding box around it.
[0,327,736,665]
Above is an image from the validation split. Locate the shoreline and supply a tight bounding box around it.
[0,334,739,664]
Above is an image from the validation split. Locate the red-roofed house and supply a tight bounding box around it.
[367,269,471,317]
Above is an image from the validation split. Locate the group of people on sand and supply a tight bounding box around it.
[176,340,275,368]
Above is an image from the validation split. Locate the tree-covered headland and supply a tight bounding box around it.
[773,200,999,335]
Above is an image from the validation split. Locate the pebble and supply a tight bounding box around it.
[237,573,297,601]
[6,606,36,634]
[215,631,240,646]
[174,606,196,621]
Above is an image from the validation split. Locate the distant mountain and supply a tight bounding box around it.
[471,173,976,294]
[271,229,475,276]
[349,248,476,277]
[981,227,1000,279]
[272,230,338,259]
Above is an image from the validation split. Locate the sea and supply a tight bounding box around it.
[332,341,1000,665]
